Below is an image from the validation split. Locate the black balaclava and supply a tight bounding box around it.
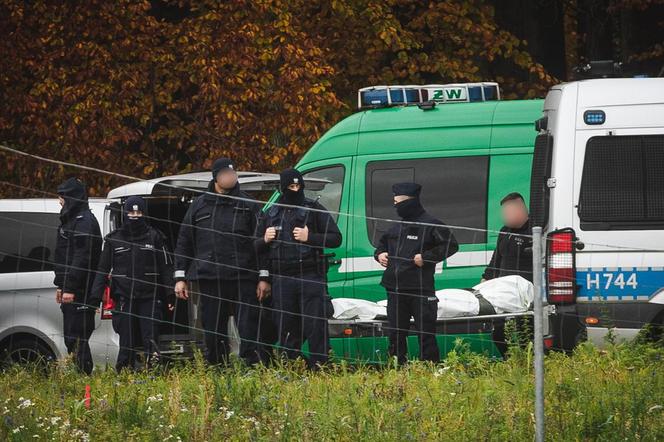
[392,182,425,220]
[279,168,305,206]
[123,196,149,237]
[57,177,88,222]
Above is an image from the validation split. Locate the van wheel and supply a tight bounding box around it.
[0,334,55,369]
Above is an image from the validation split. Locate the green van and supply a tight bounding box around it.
[299,96,543,296]
[102,84,551,364]
[291,88,547,361]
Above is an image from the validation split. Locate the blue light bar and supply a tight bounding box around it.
[583,110,606,125]
[360,88,389,107]
[357,82,500,110]
[358,85,422,109]
[483,85,498,100]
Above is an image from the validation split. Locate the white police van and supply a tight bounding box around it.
[531,78,664,347]
[0,198,118,367]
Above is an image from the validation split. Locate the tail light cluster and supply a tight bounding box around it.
[546,228,578,305]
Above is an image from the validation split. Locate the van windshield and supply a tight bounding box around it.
[578,134,664,230]
[303,165,345,221]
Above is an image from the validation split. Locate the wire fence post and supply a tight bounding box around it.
[532,226,545,442]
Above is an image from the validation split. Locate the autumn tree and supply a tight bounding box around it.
[0,0,342,196]
[296,0,557,103]
[11,0,650,197]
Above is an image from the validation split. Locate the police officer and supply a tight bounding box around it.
[255,168,342,369]
[91,196,171,371]
[53,177,102,374]
[174,158,274,365]
[482,192,533,356]
[374,183,458,364]
[481,192,532,282]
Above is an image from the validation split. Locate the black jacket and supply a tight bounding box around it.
[53,183,102,306]
[91,224,172,305]
[255,198,342,278]
[374,211,458,292]
[174,181,262,282]
[482,220,533,282]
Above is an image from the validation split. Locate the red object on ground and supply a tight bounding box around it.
[84,384,91,409]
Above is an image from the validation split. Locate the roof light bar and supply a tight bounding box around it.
[358,82,500,110]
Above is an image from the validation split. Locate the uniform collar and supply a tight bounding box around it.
[204,180,241,204]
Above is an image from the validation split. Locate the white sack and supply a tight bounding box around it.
[435,289,480,318]
[333,275,534,322]
[472,275,534,313]
[372,291,481,319]
[332,298,387,320]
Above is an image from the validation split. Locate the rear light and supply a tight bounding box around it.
[543,337,554,349]
[585,317,599,325]
[101,286,114,320]
[546,228,577,305]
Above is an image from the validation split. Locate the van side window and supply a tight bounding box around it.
[366,156,489,245]
[303,165,345,221]
[578,135,664,230]
[0,212,59,273]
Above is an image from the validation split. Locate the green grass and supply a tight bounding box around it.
[1,342,662,441]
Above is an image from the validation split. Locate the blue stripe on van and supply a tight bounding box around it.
[575,267,664,302]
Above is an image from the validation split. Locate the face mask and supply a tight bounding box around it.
[395,198,423,220]
[59,195,86,220]
[124,215,148,236]
[281,188,304,205]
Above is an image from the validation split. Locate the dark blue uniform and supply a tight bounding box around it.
[374,183,458,364]
[255,169,342,368]
[482,220,533,282]
[91,197,172,371]
[174,173,276,365]
[53,178,102,374]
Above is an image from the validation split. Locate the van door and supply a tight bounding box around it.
[350,152,490,302]
[573,131,664,338]
[298,159,352,298]
[0,201,109,363]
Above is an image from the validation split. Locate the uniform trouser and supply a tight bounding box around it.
[198,279,238,365]
[114,296,162,371]
[271,271,330,368]
[386,288,440,364]
[61,303,95,375]
[236,280,278,365]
